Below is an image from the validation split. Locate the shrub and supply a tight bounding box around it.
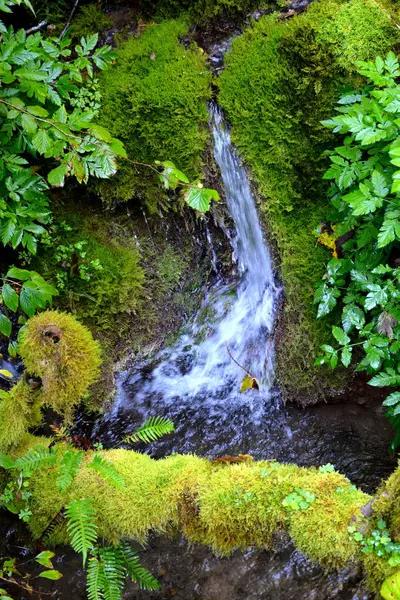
[18,311,102,418]
[218,0,400,400]
[98,19,211,211]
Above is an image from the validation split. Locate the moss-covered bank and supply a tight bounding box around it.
[218,0,400,402]
[98,19,211,211]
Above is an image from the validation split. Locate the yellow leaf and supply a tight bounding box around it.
[240,375,260,393]
[0,369,13,379]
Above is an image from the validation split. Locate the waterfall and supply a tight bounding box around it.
[101,104,281,454]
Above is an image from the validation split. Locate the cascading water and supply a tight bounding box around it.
[97,103,282,455]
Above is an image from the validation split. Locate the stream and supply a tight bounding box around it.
[1,43,398,600]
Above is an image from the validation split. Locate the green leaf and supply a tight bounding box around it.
[383,392,400,407]
[32,129,52,155]
[39,570,63,580]
[35,551,55,568]
[2,283,18,312]
[342,305,365,332]
[184,185,219,212]
[6,267,33,281]
[341,346,352,367]
[48,164,68,187]
[65,499,98,566]
[0,313,12,337]
[124,416,175,444]
[369,369,400,387]
[21,112,37,134]
[88,454,125,489]
[57,450,84,492]
[381,569,400,600]
[332,326,350,346]
[0,453,15,469]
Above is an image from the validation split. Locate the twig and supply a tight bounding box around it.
[25,20,48,35]
[225,342,252,377]
[60,0,80,39]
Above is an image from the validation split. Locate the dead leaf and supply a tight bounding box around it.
[377,311,397,339]
[213,454,254,464]
[240,375,259,392]
[150,52,156,60]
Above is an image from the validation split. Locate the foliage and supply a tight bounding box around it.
[0,267,57,344]
[349,520,400,566]
[218,0,400,400]
[98,19,212,211]
[0,551,62,597]
[57,449,84,492]
[282,489,316,511]
[0,19,121,254]
[124,416,175,444]
[69,3,113,40]
[88,455,126,489]
[18,310,102,417]
[65,498,98,566]
[315,53,400,446]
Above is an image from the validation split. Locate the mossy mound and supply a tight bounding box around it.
[19,311,102,419]
[98,19,211,211]
[218,0,400,401]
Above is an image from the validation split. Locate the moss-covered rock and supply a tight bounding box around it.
[98,19,211,211]
[218,0,400,402]
[0,382,42,451]
[19,311,102,419]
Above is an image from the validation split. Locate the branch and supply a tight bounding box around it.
[60,0,80,39]
[25,20,48,35]
[225,342,253,377]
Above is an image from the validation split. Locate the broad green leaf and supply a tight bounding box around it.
[35,551,55,568]
[341,346,352,367]
[342,305,365,332]
[6,267,33,281]
[39,570,63,580]
[2,283,18,312]
[0,453,15,469]
[48,164,68,187]
[184,185,219,212]
[21,112,37,133]
[0,314,12,337]
[381,569,400,600]
[32,129,52,155]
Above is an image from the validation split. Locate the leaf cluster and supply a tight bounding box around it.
[315,53,400,446]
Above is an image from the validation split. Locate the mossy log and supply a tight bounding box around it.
[27,448,371,564]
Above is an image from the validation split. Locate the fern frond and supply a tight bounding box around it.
[124,416,175,444]
[65,499,98,566]
[87,556,106,600]
[14,446,57,473]
[57,450,84,492]
[117,541,160,591]
[99,546,125,600]
[88,455,125,490]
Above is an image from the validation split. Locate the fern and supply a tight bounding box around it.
[87,556,106,600]
[124,416,175,444]
[117,541,160,591]
[88,455,125,490]
[99,546,125,600]
[65,499,98,566]
[57,450,84,492]
[14,446,57,473]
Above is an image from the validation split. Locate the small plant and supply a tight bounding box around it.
[348,519,400,566]
[319,463,335,473]
[124,416,175,444]
[282,489,316,511]
[0,551,62,597]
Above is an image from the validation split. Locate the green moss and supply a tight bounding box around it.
[0,382,42,451]
[25,446,368,570]
[69,3,113,39]
[97,19,211,211]
[19,311,102,419]
[147,0,274,22]
[218,0,400,400]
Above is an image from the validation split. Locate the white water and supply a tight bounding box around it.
[111,105,280,422]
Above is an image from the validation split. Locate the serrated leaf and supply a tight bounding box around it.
[32,129,52,155]
[185,185,219,212]
[383,392,400,407]
[0,314,12,337]
[341,346,352,367]
[21,112,37,134]
[48,164,68,187]
[332,326,350,346]
[2,283,18,312]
